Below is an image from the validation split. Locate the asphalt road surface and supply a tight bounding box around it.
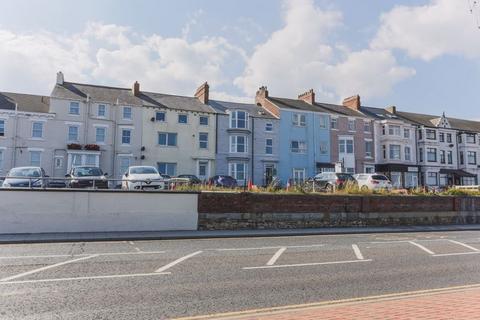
[2,231,480,319]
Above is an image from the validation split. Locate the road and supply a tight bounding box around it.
[1,231,480,319]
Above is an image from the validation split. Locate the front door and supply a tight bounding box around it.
[264,164,276,186]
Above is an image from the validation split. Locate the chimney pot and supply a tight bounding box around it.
[386,105,397,114]
[56,71,64,85]
[342,95,361,111]
[298,89,315,105]
[194,82,209,104]
[132,81,140,96]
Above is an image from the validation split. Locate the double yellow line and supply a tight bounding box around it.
[174,283,480,319]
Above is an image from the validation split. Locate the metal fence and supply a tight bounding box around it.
[0,176,193,191]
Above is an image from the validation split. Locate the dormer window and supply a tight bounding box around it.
[230,111,248,129]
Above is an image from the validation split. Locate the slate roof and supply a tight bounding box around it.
[209,100,277,119]
[360,106,404,121]
[267,96,368,118]
[52,82,216,113]
[316,102,367,118]
[140,92,216,114]
[268,97,330,113]
[390,110,480,133]
[51,82,142,106]
[0,92,50,113]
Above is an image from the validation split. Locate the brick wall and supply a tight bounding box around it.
[198,192,480,230]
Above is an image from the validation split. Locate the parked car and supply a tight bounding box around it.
[312,172,355,192]
[177,174,202,185]
[65,166,108,189]
[2,167,48,188]
[354,173,392,191]
[208,175,238,188]
[122,166,165,190]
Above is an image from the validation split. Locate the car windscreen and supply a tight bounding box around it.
[73,167,102,177]
[130,167,158,174]
[8,168,41,178]
[336,174,352,180]
[372,175,388,180]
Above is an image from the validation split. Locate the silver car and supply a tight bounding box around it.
[2,167,48,188]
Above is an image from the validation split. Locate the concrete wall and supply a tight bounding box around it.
[198,192,480,230]
[0,190,198,234]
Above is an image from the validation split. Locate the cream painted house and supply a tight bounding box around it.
[139,83,217,180]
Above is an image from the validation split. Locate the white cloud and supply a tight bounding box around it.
[0,21,246,98]
[235,0,414,102]
[372,0,480,61]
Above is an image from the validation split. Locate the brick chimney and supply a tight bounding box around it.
[385,106,397,114]
[195,82,209,104]
[255,86,269,105]
[342,95,361,111]
[298,89,315,105]
[56,71,64,85]
[132,81,140,96]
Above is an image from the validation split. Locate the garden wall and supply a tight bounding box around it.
[198,192,480,230]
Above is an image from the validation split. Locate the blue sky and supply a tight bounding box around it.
[0,0,479,119]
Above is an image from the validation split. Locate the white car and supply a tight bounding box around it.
[122,166,165,190]
[354,173,392,191]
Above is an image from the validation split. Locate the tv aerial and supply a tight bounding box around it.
[467,0,480,29]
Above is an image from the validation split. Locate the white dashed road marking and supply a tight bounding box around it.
[155,251,203,273]
[243,259,372,270]
[352,244,365,260]
[0,254,99,282]
[448,240,479,252]
[266,247,287,266]
[408,241,435,255]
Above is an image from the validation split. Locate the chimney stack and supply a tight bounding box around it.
[342,95,361,111]
[56,71,64,85]
[385,106,397,114]
[194,82,209,104]
[132,81,140,96]
[298,89,315,105]
[255,86,269,105]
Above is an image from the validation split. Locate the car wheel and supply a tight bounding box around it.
[325,184,334,193]
[361,185,369,191]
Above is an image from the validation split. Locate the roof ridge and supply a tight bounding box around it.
[0,91,49,99]
[63,81,131,91]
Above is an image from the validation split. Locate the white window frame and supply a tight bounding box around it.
[155,111,166,122]
[292,113,306,127]
[121,129,132,145]
[365,140,373,158]
[230,135,247,153]
[339,138,354,154]
[348,119,356,132]
[178,114,188,124]
[331,117,338,130]
[158,132,178,147]
[265,123,273,132]
[199,132,208,149]
[290,140,307,154]
[29,150,41,167]
[319,115,328,129]
[31,121,44,139]
[389,125,401,136]
[199,116,209,126]
[405,146,411,161]
[229,162,247,183]
[292,168,306,185]
[122,106,132,120]
[389,144,401,160]
[230,110,248,129]
[69,101,80,115]
[95,127,107,144]
[97,104,106,118]
[265,138,273,155]
[67,125,79,142]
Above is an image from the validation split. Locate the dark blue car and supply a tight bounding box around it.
[208,175,238,188]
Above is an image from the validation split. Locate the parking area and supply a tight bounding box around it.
[2,231,480,319]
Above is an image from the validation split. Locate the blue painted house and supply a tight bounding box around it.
[255,87,332,185]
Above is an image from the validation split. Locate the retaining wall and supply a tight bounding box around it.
[0,190,198,234]
[198,193,480,230]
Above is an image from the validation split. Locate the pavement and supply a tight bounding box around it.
[185,285,480,319]
[2,224,480,243]
[2,230,480,319]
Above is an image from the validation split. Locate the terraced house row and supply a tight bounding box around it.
[1,71,480,188]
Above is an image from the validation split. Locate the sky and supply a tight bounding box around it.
[0,0,480,119]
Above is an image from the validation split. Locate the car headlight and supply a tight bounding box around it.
[71,179,79,184]
[2,183,10,188]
